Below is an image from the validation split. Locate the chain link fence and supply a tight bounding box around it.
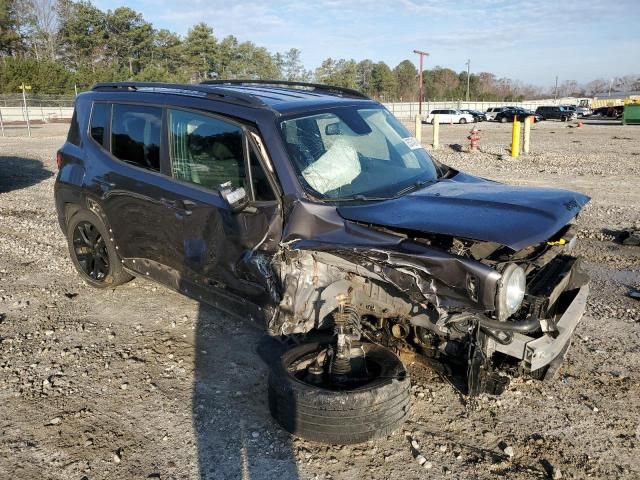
[383,99,569,119]
[0,94,75,137]
[0,93,573,136]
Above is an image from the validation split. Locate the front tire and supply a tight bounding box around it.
[268,341,410,444]
[66,209,133,288]
[500,116,508,123]
[459,118,467,124]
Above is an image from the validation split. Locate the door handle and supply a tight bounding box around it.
[160,198,195,216]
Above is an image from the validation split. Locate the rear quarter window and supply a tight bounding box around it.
[67,110,81,146]
[90,103,109,146]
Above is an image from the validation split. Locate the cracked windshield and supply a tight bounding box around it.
[281,107,438,198]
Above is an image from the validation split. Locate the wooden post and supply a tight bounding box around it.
[415,114,422,143]
[511,116,520,157]
[523,116,532,154]
[433,114,440,149]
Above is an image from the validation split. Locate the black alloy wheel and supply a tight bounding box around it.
[72,221,110,281]
[66,209,132,288]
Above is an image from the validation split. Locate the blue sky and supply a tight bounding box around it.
[94,0,639,87]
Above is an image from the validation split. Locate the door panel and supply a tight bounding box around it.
[166,108,281,302]
[94,103,184,276]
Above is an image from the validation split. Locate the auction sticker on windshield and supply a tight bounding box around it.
[402,137,422,150]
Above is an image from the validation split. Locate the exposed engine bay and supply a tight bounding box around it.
[269,221,589,395]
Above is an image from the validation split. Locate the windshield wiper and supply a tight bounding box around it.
[328,194,394,203]
[392,179,437,198]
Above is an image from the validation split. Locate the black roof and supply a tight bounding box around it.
[91,80,376,115]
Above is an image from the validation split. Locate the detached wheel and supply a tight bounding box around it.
[268,341,410,444]
[66,209,133,288]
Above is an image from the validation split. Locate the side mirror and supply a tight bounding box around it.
[219,181,250,213]
[325,122,341,135]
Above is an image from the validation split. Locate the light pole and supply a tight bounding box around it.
[413,49,429,115]
[465,59,471,102]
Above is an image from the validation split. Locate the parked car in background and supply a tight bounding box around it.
[425,109,475,124]
[460,109,487,121]
[495,108,543,123]
[592,106,622,118]
[535,106,577,121]
[560,105,591,117]
[485,106,512,121]
[575,106,592,117]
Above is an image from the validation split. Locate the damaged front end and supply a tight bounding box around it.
[268,196,590,396]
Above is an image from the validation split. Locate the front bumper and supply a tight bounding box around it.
[494,283,589,372]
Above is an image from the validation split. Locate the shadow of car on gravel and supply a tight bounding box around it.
[0,156,53,193]
[193,302,301,480]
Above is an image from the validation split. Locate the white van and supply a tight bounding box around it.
[425,109,474,124]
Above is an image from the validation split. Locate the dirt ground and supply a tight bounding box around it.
[1,118,639,480]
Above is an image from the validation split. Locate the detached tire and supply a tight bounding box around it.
[66,209,133,288]
[268,341,410,444]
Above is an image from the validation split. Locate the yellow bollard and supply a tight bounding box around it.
[511,116,520,157]
[433,114,440,149]
[523,116,531,154]
[415,114,422,143]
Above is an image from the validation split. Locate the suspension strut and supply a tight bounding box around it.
[331,293,357,379]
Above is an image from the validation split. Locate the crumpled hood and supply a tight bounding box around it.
[337,172,590,251]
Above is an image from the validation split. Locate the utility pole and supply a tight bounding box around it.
[608,78,614,97]
[413,49,429,115]
[554,75,558,102]
[465,59,471,102]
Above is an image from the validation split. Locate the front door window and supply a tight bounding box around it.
[168,109,247,191]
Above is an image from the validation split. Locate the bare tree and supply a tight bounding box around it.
[614,74,640,93]
[585,78,608,96]
[19,0,59,60]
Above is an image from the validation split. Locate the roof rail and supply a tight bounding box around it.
[91,82,266,107]
[200,79,370,99]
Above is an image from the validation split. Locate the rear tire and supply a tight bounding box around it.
[66,209,133,289]
[500,116,507,123]
[268,341,410,444]
[459,118,467,124]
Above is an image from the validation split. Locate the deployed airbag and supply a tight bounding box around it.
[302,139,360,194]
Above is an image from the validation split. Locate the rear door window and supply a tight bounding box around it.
[111,104,162,172]
[168,109,247,192]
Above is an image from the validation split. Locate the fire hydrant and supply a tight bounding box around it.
[468,126,480,152]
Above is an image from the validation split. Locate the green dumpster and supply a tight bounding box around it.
[622,100,640,125]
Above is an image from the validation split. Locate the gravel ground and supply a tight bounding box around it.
[1,119,639,480]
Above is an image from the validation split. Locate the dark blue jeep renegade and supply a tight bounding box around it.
[55,81,590,444]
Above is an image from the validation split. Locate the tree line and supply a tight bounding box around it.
[1,0,638,99]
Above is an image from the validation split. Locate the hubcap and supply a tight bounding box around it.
[72,221,110,281]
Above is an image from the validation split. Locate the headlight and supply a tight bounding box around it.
[496,263,526,320]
